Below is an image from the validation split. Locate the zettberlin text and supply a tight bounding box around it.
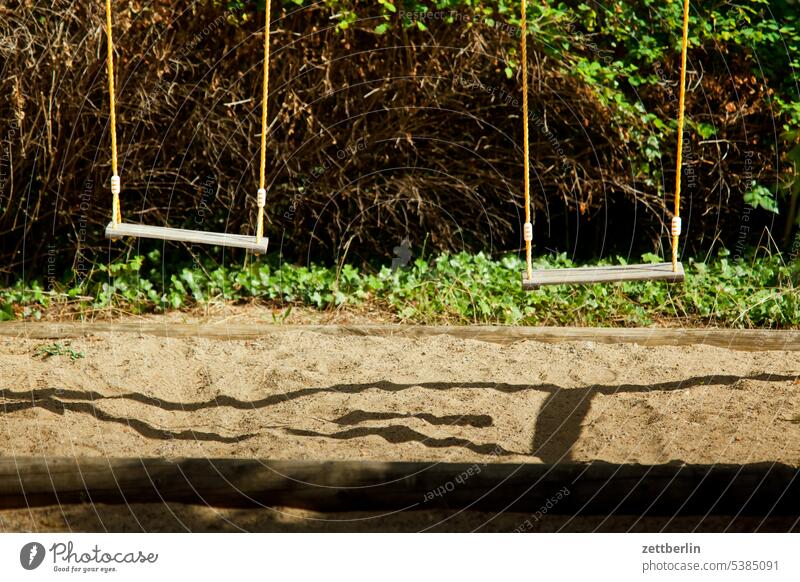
[642,543,701,554]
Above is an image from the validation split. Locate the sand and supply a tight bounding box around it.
[0,320,798,531]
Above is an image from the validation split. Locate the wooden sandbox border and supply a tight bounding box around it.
[0,322,799,351]
[0,457,797,515]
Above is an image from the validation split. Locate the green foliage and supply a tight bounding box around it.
[744,184,780,213]
[35,342,85,362]
[2,251,798,328]
[0,281,50,321]
[249,0,800,218]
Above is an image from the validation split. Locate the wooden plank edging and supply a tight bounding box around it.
[0,457,796,515]
[0,323,798,351]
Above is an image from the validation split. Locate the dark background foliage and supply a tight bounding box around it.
[1,0,798,283]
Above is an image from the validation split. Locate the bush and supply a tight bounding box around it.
[0,0,798,283]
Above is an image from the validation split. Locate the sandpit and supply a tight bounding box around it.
[0,319,798,531]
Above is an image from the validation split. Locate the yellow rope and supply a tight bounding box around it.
[256,1,271,244]
[105,0,121,225]
[520,0,532,281]
[672,0,690,271]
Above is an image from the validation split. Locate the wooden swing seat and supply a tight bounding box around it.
[522,261,684,289]
[105,222,269,253]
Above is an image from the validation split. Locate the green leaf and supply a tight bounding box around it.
[744,184,779,213]
[378,0,397,13]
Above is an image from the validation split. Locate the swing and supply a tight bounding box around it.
[519,0,690,289]
[102,0,271,253]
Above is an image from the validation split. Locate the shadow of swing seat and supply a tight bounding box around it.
[105,222,269,253]
[522,262,685,289]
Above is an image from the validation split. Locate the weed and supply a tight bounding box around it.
[271,306,293,324]
[34,342,85,361]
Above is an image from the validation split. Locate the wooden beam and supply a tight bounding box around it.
[0,457,796,515]
[105,222,268,253]
[1,323,798,351]
[523,262,685,288]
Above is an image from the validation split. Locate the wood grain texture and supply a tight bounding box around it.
[105,222,269,252]
[523,262,685,288]
[0,457,796,514]
[1,323,798,351]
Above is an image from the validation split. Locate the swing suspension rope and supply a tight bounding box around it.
[256,0,271,244]
[520,0,691,276]
[104,0,270,243]
[520,0,533,282]
[105,0,121,226]
[672,0,690,272]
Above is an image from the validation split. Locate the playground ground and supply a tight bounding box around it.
[0,309,798,531]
